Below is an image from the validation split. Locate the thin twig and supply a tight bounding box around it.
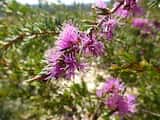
[2,33,25,49]
[88,0,125,38]
[24,74,48,83]
[141,109,160,117]
[111,1,124,14]
[91,102,103,120]
[1,31,58,49]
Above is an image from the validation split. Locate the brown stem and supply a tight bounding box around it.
[111,1,124,14]
[24,74,49,83]
[93,0,124,15]
[91,102,103,120]
[141,109,160,117]
[1,31,58,49]
[91,102,116,120]
[86,0,124,38]
[2,33,25,49]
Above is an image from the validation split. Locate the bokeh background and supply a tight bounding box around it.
[0,0,160,120]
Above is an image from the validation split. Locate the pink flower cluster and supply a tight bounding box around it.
[132,18,160,35]
[44,0,147,80]
[45,23,104,80]
[95,0,143,40]
[118,0,144,16]
[96,77,136,117]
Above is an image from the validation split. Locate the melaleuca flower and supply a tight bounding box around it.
[114,0,143,17]
[132,5,144,16]
[105,94,123,112]
[132,18,149,28]
[113,2,130,18]
[123,0,143,16]
[105,94,136,116]
[96,77,136,117]
[63,54,85,79]
[132,18,153,34]
[45,49,84,80]
[115,7,129,18]
[95,0,107,9]
[96,77,124,97]
[45,49,64,79]
[102,19,117,40]
[123,0,137,10]
[81,33,104,57]
[56,23,79,50]
[126,95,136,113]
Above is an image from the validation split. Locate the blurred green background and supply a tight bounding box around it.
[0,0,160,119]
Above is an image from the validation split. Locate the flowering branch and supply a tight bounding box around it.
[96,77,136,118]
[23,0,159,119]
[94,0,124,15]
[25,0,146,82]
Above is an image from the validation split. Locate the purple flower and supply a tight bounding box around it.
[123,0,137,10]
[81,33,104,57]
[47,64,64,80]
[63,54,85,79]
[115,7,130,18]
[95,0,107,9]
[114,0,143,17]
[96,77,124,97]
[96,77,136,117]
[126,95,136,113]
[102,19,117,40]
[96,89,104,98]
[132,5,144,16]
[45,48,62,64]
[105,94,136,116]
[56,23,79,50]
[104,77,124,93]
[45,49,84,80]
[132,18,149,28]
[132,18,152,34]
[123,0,143,15]
[113,2,130,18]
[106,94,123,111]
[45,49,64,79]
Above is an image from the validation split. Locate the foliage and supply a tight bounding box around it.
[0,0,160,120]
